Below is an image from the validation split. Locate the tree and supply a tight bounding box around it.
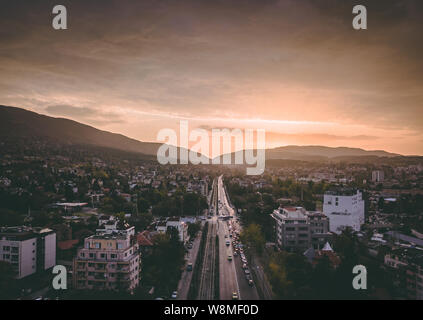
[267,251,312,299]
[0,262,18,299]
[141,232,185,296]
[187,222,201,239]
[130,212,153,232]
[240,223,265,255]
[137,197,150,212]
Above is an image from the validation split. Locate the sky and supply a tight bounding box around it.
[0,0,422,156]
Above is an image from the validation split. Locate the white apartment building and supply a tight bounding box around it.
[0,226,56,279]
[323,189,365,234]
[73,223,140,292]
[156,217,189,243]
[372,170,385,182]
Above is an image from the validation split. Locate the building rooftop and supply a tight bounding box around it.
[325,188,360,196]
[0,226,55,241]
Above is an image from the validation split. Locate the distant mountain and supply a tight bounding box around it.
[214,145,400,164]
[0,105,163,156]
[0,105,401,164]
[266,145,400,159]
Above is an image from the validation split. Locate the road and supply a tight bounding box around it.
[217,175,259,300]
[180,175,265,300]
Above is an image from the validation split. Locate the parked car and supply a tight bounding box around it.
[187,263,193,271]
[244,269,250,275]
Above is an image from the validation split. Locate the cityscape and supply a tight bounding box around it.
[1,0,423,306]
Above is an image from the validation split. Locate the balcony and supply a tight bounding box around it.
[94,273,107,281]
[77,272,87,279]
[95,264,106,271]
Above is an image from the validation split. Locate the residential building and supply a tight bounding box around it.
[304,242,341,269]
[156,217,189,243]
[384,247,423,300]
[372,170,385,183]
[271,207,331,252]
[0,226,56,279]
[73,223,140,292]
[323,189,365,234]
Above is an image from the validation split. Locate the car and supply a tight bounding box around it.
[227,255,232,261]
[244,269,250,275]
[187,263,193,271]
[242,263,247,269]
[248,279,254,286]
[229,234,233,238]
[232,292,239,300]
[225,240,230,246]
[171,291,178,299]
[233,251,238,257]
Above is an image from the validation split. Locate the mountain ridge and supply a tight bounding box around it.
[0,105,406,162]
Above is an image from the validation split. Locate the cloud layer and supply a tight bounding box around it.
[0,0,422,154]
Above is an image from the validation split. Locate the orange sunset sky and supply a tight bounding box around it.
[0,0,422,155]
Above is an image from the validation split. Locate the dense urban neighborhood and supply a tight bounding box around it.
[1,131,423,300]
